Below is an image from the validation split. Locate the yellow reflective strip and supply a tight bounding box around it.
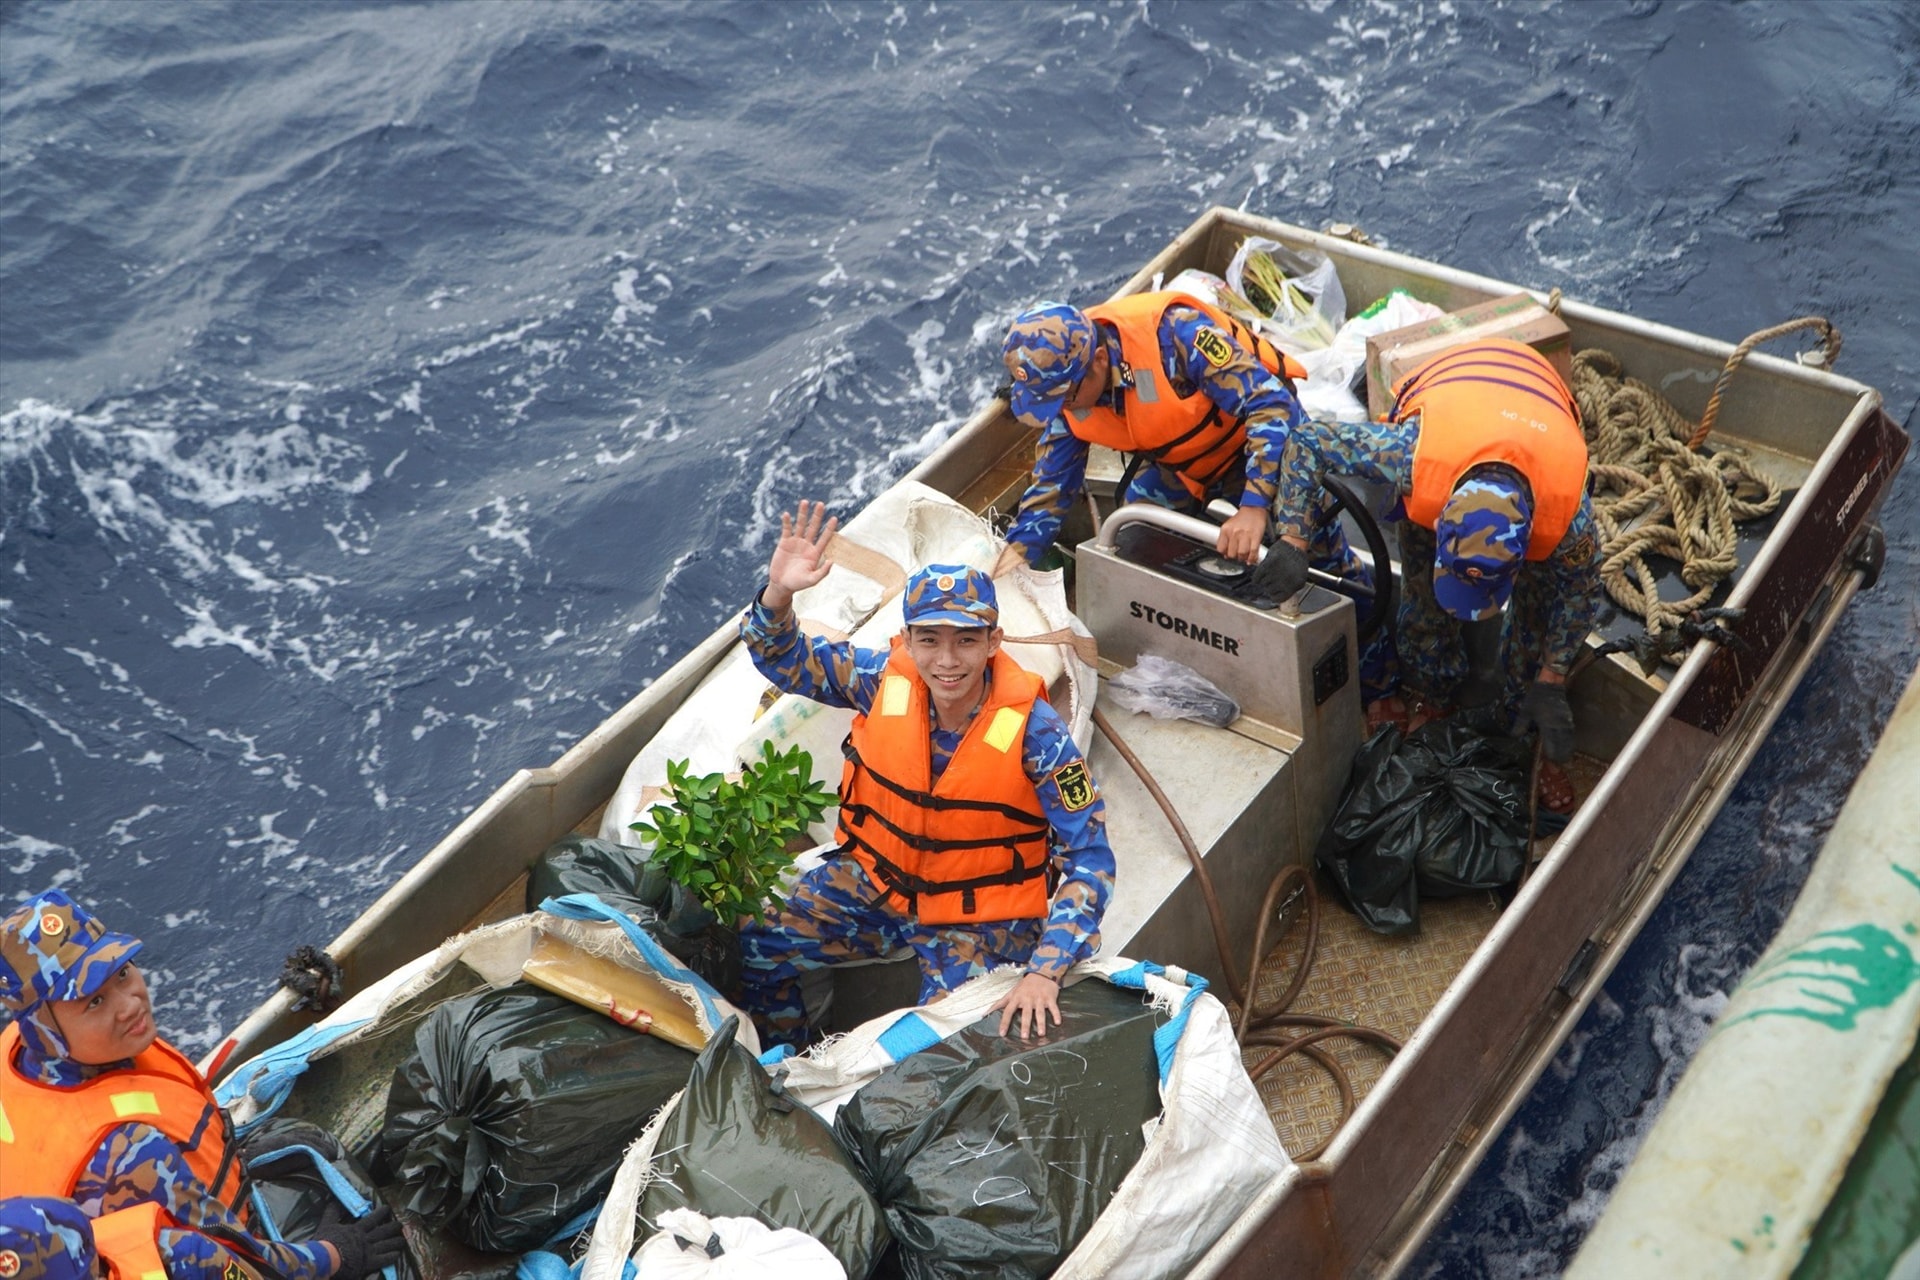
[984,706,1025,753]
[111,1090,161,1117]
[880,675,911,717]
[142,1271,168,1280]
[0,1095,13,1143]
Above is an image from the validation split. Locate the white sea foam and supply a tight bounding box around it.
[3,831,71,878]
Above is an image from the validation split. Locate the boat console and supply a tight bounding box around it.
[1074,504,1363,986]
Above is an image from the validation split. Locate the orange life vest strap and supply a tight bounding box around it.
[92,1202,175,1280]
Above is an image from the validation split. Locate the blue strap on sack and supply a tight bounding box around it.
[1105,960,1207,1085]
[245,1144,397,1280]
[215,1018,372,1135]
[515,1208,623,1280]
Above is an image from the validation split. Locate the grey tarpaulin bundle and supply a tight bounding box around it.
[1315,720,1531,934]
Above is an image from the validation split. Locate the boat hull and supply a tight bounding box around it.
[209,208,1910,1278]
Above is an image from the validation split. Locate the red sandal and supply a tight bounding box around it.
[1536,759,1577,814]
[1365,695,1410,735]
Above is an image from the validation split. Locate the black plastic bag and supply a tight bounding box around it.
[834,981,1163,1280]
[380,982,695,1253]
[639,1016,890,1279]
[239,1117,425,1275]
[527,835,740,994]
[1315,720,1530,935]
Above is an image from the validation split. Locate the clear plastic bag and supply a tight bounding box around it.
[1225,237,1348,351]
[1106,655,1240,728]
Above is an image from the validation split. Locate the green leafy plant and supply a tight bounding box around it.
[630,741,835,921]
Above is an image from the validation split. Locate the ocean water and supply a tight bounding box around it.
[3,0,1916,1271]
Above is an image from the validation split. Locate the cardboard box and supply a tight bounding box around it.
[1364,293,1573,420]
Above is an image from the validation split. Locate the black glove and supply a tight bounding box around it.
[314,1204,404,1280]
[1249,539,1310,602]
[1522,679,1575,763]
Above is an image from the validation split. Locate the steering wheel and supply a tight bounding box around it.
[1312,471,1396,649]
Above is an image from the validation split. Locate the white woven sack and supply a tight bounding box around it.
[217,900,759,1127]
[768,957,1290,1278]
[632,1209,844,1279]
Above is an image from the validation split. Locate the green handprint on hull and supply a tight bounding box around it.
[1723,863,1920,1033]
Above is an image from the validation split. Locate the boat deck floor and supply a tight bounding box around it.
[1238,751,1608,1157]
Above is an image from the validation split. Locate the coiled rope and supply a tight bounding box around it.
[1559,315,1836,638]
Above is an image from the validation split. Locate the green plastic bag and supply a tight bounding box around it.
[639,1016,891,1279]
[834,981,1164,1280]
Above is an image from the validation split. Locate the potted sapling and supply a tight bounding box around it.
[630,741,836,956]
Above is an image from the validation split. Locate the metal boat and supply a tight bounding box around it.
[209,207,1911,1277]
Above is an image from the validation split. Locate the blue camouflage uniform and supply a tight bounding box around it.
[0,891,332,1280]
[1001,301,1362,575]
[1000,302,1392,696]
[735,566,1115,1049]
[1273,415,1602,720]
[0,1195,259,1280]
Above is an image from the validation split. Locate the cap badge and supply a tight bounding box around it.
[936,574,956,591]
[40,912,65,937]
[0,1248,24,1277]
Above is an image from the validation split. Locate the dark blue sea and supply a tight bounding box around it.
[4,0,1916,1272]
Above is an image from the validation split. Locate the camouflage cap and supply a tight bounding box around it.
[0,1196,99,1280]
[0,889,143,1018]
[903,563,999,629]
[1002,302,1095,429]
[1432,472,1532,621]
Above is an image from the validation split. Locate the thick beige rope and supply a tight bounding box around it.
[1692,316,1840,448]
[1570,348,1784,638]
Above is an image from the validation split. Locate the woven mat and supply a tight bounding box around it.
[1239,752,1604,1157]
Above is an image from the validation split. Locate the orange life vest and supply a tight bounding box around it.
[837,643,1052,925]
[1068,291,1310,502]
[91,1202,175,1280]
[1394,338,1587,559]
[0,1022,240,1209]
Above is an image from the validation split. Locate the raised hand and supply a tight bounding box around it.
[763,500,839,612]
